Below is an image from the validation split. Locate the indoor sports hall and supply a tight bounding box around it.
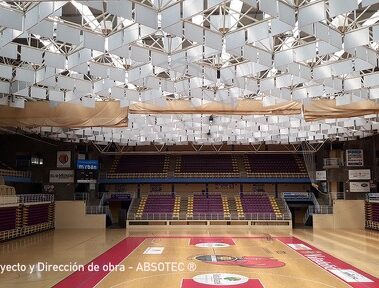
[0,1,379,288]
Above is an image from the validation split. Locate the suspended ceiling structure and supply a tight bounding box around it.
[1,0,379,145]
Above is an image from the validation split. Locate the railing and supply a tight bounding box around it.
[323,158,343,168]
[367,193,379,202]
[74,192,89,202]
[85,205,109,214]
[304,205,333,224]
[0,169,31,178]
[310,192,320,209]
[18,194,54,203]
[0,194,54,206]
[282,192,312,201]
[128,212,291,221]
[102,172,168,179]
[278,197,292,218]
[0,195,19,205]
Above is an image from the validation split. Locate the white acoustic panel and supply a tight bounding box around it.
[21,46,43,64]
[107,0,132,20]
[184,23,204,43]
[56,23,81,45]
[135,3,158,29]
[344,28,369,49]
[0,7,23,30]
[83,31,105,52]
[0,64,13,80]
[298,1,326,27]
[329,0,358,17]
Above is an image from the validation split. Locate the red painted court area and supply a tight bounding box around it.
[54,236,379,288]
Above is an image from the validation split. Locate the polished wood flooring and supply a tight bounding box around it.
[0,228,378,288]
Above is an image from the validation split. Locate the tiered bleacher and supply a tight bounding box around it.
[365,193,379,231]
[244,154,308,178]
[0,185,54,241]
[105,155,169,178]
[239,193,282,219]
[135,194,175,220]
[175,155,239,177]
[191,194,224,219]
[127,192,291,225]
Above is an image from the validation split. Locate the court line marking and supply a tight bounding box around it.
[106,269,339,288]
[53,237,145,288]
[54,235,379,288]
[277,236,379,288]
[93,238,146,288]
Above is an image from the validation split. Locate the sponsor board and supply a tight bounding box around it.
[329,269,374,283]
[57,151,71,168]
[287,244,311,251]
[278,237,379,287]
[346,149,364,166]
[348,169,371,180]
[181,273,264,288]
[143,247,164,255]
[349,181,370,193]
[316,170,327,181]
[76,159,99,170]
[49,170,74,183]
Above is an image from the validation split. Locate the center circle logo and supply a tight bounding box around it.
[195,255,238,263]
[195,243,230,248]
[193,273,248,285]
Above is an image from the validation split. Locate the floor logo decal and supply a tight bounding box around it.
[194,255,285,268]
[181,273,264,288]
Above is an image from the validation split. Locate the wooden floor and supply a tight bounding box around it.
[0,228,379,288]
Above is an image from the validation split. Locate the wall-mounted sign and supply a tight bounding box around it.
[349,181,370,193]
[76,170,98,183]
[49,170,74,183]
[348,169,371,180]
[76,159,99,170]
[315,170,327,181]
[346,149,364,166]
[57,151,71,168]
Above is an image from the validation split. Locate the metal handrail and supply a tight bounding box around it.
[74,192,89,202]
[0,169,31,178]
[367,193,379,202]
[85,205,109,214]
[310,192,320,209]
[304,205,333,223]
[18,194,54,203]
[0,194,54,206]
[128,212,291,221]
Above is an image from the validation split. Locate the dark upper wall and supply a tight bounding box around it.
[315,135,379,199]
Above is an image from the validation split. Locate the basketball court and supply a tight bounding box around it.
[0,229,378,288]
[1,1,379,288]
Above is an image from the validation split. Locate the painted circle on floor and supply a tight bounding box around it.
[195,243,230,248]
[193,273,249,285]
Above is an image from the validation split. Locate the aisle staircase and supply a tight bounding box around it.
[135,196,147,218]
[222,195,230,219]
[234,195,245,219]
[187,195,193,218]
[173,195,181,219]
[269,196,282,218]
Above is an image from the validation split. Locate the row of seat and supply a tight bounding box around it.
[132,193,284,220]
[366,202,379,223]
[0,203,54,232]
[106,154,308,178]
